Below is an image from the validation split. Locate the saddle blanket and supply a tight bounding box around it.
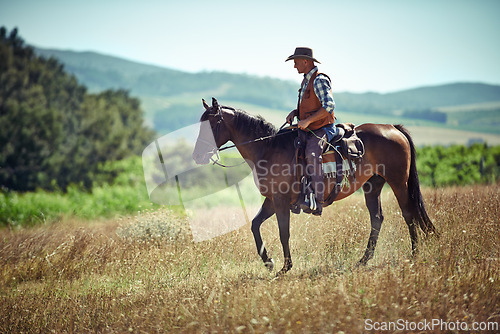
[322,160,356,179]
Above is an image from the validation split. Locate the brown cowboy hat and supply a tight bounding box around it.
[285,47,321,63]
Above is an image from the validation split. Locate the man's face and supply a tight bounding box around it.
[293,58,311,74]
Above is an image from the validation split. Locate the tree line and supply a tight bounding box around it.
[416,143,500,187]
[0,27,155,192]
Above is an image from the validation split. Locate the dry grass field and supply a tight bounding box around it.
[1,185,499,333]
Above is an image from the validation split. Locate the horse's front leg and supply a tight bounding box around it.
[251,198,275,271]
[274,195,293,276]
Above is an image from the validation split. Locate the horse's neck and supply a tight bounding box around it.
[231,130,295,169]
[231,133,263,164]
[226,112,292,165]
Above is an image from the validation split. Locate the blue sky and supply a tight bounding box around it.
[2,0,499,93]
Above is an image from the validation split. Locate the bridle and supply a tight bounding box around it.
[200,105,298,168]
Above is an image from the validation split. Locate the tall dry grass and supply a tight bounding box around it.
[0,185,498,333]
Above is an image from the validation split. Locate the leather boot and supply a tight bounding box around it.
[290,204,301,214]
[311,171,324,216]
[312,200,323,216]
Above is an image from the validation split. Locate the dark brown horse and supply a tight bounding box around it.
[193,98,437,275]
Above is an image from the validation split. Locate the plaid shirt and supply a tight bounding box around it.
[299,66,335,113]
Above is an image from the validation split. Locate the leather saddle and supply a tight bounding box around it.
[324,123,365,158]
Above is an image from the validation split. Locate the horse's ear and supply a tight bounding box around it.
[202,99,209,110]
[212,97,219,108]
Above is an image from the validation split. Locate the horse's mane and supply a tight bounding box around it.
[231,107,295,149]
[233,108,277,137]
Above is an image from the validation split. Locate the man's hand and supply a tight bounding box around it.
[298,118,311,130]
[286,109,297,124]
[297,108,331,130]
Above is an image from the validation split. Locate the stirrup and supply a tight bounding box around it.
[299,192,317,211]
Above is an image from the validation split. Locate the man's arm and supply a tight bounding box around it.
[314,74,335,114]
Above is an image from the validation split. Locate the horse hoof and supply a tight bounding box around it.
[355,260,368,269]
[275,259,293,277]
[264,258,275,272]
[275,268,289,278]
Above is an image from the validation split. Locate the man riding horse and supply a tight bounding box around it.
[193,48,436,275]
[285,47,338,216]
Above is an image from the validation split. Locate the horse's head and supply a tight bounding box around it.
[192,97,233,165]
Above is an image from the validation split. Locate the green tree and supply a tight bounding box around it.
[0,27,154,191]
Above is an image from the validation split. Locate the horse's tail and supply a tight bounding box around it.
[394,125,438,237]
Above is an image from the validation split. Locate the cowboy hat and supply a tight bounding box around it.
[285,47,321,63]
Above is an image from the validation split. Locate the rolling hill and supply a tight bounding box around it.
[35,48,500,144]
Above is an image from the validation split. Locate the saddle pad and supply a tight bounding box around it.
[322,158,356,178]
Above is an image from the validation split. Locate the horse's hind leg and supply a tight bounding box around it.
[359,174,386,265]
[251,198,275,270]
[390,183,419,256]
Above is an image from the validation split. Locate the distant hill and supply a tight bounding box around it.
[35,48,184,91]
[340,83,500,114]
[35,48,298,110]
[35,48,500,137]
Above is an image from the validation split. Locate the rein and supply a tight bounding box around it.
[218,124,297,153]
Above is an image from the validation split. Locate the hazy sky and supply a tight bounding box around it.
[2,0,499,93]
